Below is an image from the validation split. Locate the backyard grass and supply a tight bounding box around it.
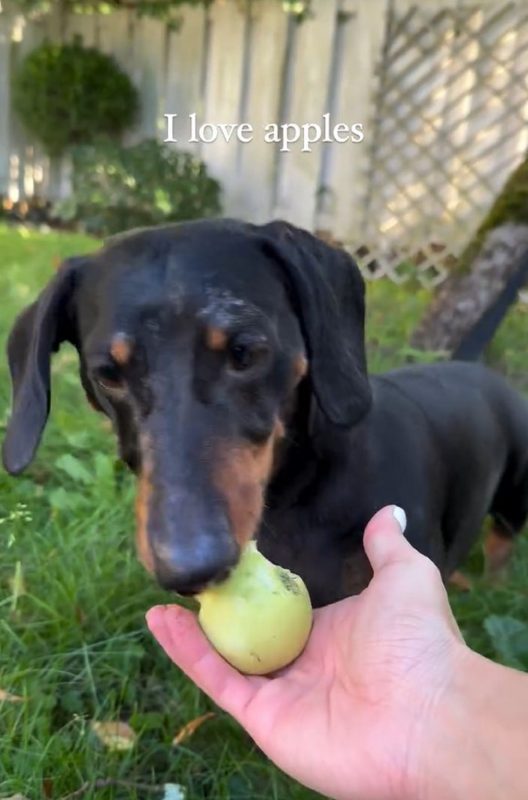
[0,223,527,799]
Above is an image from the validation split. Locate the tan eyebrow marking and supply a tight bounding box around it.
[206,326,228,351]
[110,333,133,365]
[293,355,308,382]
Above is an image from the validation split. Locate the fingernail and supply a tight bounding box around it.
[392,506,407,533]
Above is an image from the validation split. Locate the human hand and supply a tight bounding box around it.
[146,506,468,800]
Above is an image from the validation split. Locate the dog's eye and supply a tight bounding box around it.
[229,344,254,371]
[94,366,125,394]
[228,336,269,373]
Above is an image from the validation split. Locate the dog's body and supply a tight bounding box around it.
[3,219,528,607]
[262,360,528,605]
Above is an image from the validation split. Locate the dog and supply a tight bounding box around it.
[3,219,528,607]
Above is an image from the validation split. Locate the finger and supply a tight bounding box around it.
[363,504,418,572]
[146,605,266,720]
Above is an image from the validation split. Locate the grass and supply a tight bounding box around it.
[0,224,527,798]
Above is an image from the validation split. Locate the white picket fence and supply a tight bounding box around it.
[1,0,528,284]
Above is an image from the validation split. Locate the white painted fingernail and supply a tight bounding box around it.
[392,506,407,533]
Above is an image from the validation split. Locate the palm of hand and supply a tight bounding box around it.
[147,508,465,800]
[237,560,461,800]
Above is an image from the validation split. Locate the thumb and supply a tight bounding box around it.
[363,505,417,573]
[146,604,266,720]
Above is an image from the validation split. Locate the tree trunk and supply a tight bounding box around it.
[411,155,528,354]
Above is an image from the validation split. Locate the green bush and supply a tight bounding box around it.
[56,138,222,235]
[12,38,138,157]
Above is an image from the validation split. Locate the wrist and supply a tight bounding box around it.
[413,643,528,800]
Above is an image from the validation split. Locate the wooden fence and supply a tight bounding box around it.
[1,0,528,285]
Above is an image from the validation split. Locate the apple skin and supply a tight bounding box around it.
[197,541,313,675]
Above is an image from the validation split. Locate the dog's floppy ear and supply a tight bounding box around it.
[261,221,371,427]
[2,259,80,474]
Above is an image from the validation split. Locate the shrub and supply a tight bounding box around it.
[56,138,222,235]
[12,38,138,157]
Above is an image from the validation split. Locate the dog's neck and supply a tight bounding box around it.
[266,388,372,520]
[260,408,372,605]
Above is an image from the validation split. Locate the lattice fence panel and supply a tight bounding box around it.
[360,0,528,288]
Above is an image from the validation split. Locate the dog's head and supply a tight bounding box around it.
[2,219,371,593]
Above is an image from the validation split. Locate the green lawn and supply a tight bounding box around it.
[1,224,527,799]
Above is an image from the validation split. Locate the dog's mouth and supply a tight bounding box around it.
[163,564,235,597]
[134,422,286,593]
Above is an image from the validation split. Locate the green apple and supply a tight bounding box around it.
[197,541,313,675]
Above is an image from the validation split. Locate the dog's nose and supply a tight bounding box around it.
[154,538,240,595]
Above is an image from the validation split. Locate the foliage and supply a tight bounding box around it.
[0,195,55,225]
[12,38,138,157]
[3,0,207,24]
[457,154,528,273]
[3,0,309,28]
[56,138,222,235]
[4,0,229,29]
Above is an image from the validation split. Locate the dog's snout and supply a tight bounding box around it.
[154,537,240,595]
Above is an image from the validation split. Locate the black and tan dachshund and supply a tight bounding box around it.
[3,220,528,607]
